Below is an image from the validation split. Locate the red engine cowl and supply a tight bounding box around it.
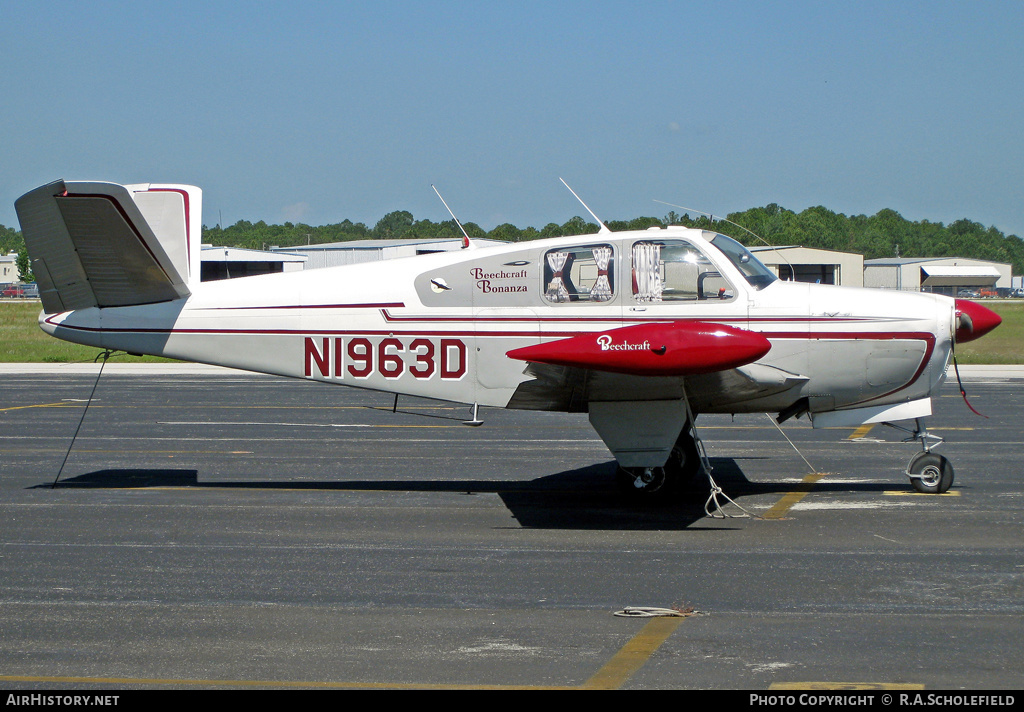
[955,299,1002,343]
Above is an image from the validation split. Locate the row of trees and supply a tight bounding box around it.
[4,204,1024,275]
[712,204,1024,272]
[196,211,626,249]
[199,204,1024,273]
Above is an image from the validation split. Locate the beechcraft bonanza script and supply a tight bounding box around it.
[16,180,1002,499]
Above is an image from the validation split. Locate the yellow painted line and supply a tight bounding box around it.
[824,426,974,432]
[157,422,459,429]
[29,405,461,411]
[72,449,253,454]
[126,487,333,492]
[0,401,76,412]
[770,681,924,690]
[369,406,459,411]
[581,616,685,690]
[0,449,251,456]
[699,425,797,430]
[0,404,460,412]
[358,424,456,428]
[122,485,566,494]
[847,424,875,440]
[0,674,566,690]
[761,472,830,520]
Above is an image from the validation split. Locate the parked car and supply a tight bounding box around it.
[1,283,38,298]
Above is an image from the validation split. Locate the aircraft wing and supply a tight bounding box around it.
[504,353,806,413]
[504,321,799,466]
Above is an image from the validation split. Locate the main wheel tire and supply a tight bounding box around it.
[616,428,703,502]
[666,430,702,483]
[668,430,709,498]
[908,452,954,494]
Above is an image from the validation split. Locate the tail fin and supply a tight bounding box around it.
[15,180,202,313]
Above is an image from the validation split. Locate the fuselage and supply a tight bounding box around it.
[41,226,956,419]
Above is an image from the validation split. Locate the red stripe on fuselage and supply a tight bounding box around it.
[195,303,406,311]
[44,314,938,407]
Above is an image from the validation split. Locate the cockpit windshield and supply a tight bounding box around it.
[709,234,777,291]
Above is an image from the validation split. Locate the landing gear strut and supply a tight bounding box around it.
[888,418,954,494]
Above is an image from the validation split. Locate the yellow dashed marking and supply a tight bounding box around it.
[582,617,685,689]
[0,401,76,412]
[761,472,830,520]
[0,618,685,690]
[0,674,563,690]
[847,424,875,440]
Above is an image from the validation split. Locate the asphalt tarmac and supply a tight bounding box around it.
[1,367,1022,690]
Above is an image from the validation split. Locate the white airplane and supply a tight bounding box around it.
[15,180,1002,499]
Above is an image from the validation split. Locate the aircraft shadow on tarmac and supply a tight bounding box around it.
[34,457,901,531]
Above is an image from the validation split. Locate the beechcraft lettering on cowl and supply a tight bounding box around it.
[16,180,1001,501]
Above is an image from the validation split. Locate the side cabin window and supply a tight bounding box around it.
[543,244,614,303]
[632,240,735,303]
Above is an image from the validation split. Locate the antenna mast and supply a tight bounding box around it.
[431,184,473,249]
[654,199,795,277]
[560,178,611,234]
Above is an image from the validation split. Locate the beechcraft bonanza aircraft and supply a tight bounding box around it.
[16,180,1002,500]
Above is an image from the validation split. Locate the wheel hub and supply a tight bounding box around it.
[635,467,657,486]
[917,464,942,487]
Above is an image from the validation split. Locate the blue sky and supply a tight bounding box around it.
[3,1,1022,237]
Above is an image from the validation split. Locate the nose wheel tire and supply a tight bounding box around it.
[908,452,954,494]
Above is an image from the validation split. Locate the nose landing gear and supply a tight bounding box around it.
[907,451,955,494]
[887,418,954,494]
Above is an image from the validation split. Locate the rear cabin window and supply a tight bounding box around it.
[543,245,615,303]
[632,240,735,302]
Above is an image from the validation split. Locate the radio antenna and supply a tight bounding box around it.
[560,178,611,234]
[431,184,473,249]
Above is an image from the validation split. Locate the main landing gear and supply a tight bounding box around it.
[888,418,954,494]
[617,424,704,500]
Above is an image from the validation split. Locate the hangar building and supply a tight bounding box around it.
[0,252,21,285]
[863,257,1010,296]
[749,246,864,288]
[200,245,307,282]
[271,238,502,270]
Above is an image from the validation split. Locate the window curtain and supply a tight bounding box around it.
[632,242,662,302]
[545,251,571,302]
[590,246,613,301]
